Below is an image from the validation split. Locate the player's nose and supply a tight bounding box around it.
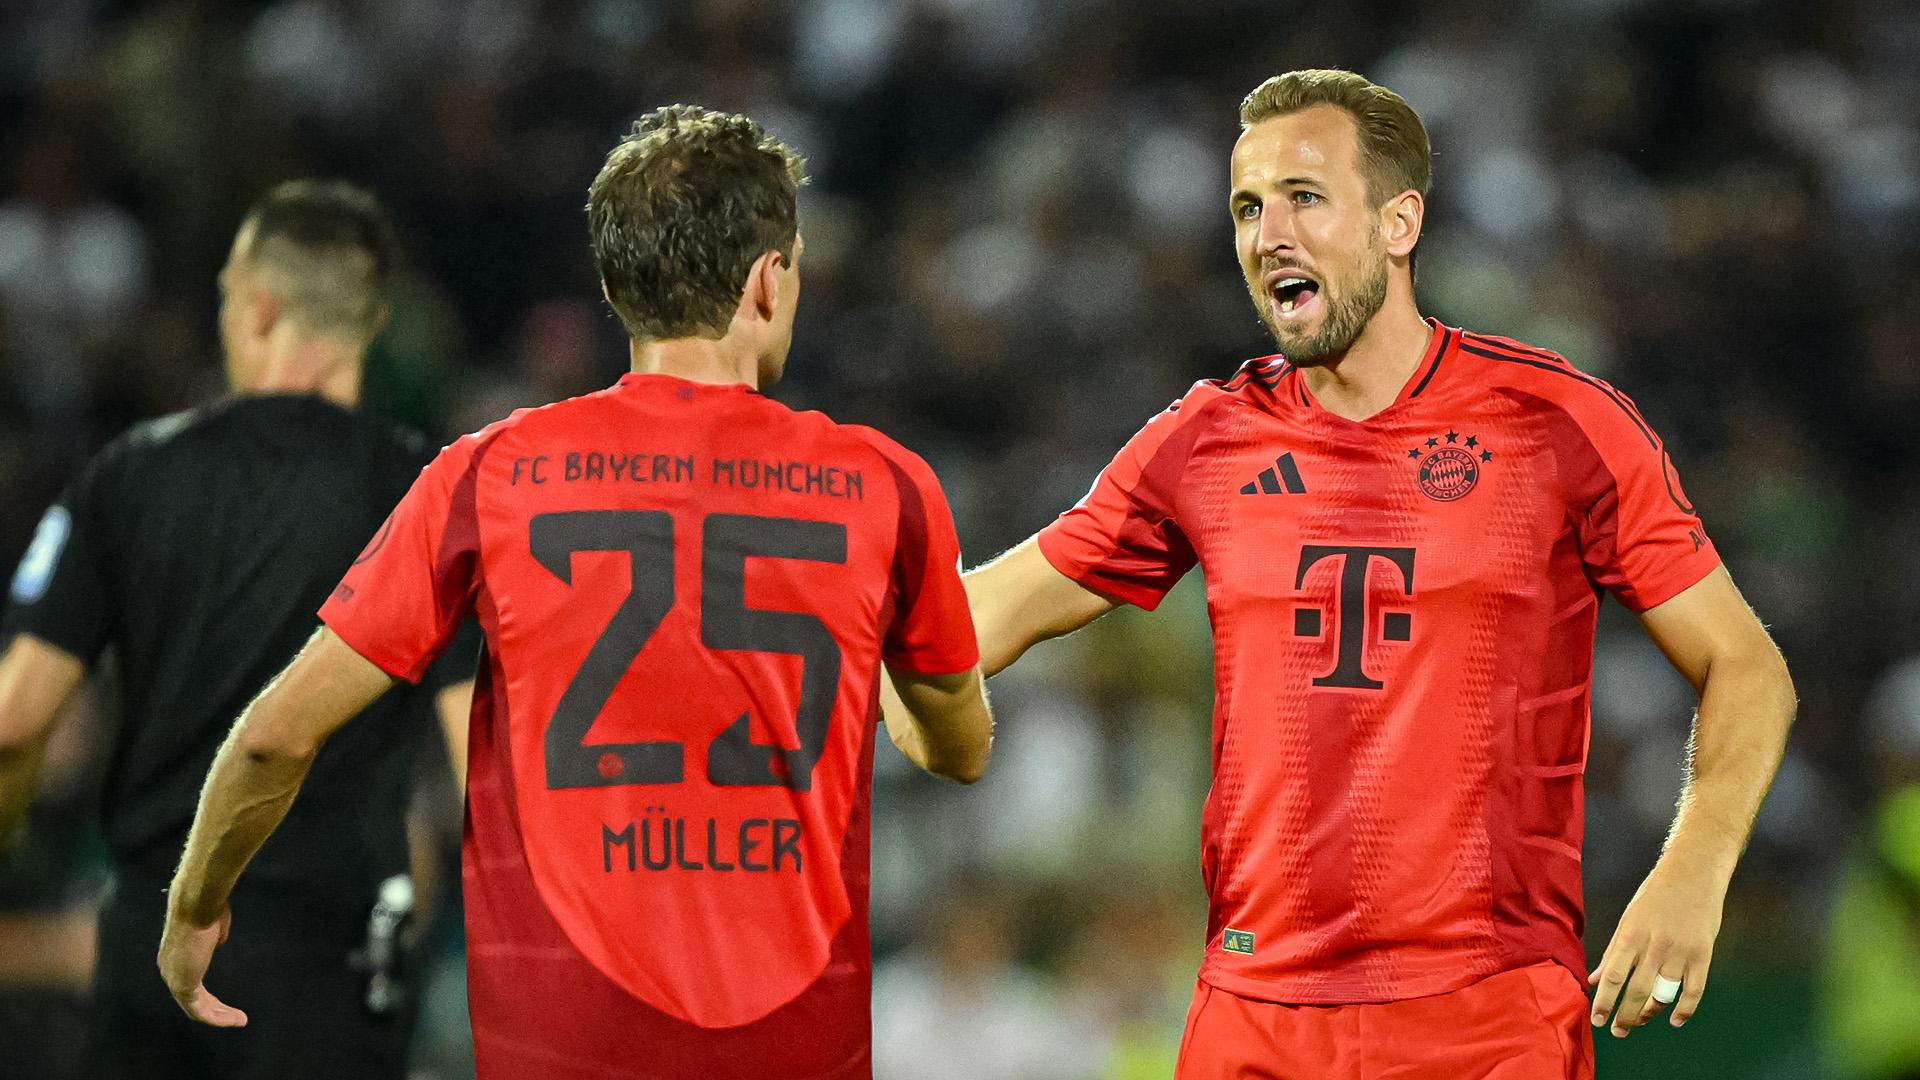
[1255,204,1296,255]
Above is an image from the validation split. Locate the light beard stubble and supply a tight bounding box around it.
[1255,237,1390,368]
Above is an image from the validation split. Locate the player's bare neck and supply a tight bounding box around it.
[1298,301,1434,423]
[236,334,364,409]
[630,335,761,390]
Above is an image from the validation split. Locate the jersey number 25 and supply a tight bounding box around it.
[529,510,847,793]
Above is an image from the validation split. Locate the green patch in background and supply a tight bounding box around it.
[1594,954,1836,1080]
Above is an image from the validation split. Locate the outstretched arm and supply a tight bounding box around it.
[1589,566,1795,1037]
[965,536,1117,678]
[878,535,1111,771]
[160,626,394,1026]
[0,634,87,848]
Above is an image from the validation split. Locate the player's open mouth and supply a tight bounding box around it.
[1267,272,1321,319]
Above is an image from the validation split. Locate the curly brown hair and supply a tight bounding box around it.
[587,106,807,342]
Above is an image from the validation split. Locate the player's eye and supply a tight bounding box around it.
[1237,201,1261,221]
[1293,191,1321,206]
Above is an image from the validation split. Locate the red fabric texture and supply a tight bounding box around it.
[321,373,976,1077]
[1175,961,1595,1080]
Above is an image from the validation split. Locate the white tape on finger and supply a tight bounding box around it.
[1651,975,1682,1005]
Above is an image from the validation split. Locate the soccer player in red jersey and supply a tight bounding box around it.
[157,107,994,1079]
[939,70,1797,1078]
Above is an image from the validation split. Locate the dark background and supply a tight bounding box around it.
[2,0,1917,1077]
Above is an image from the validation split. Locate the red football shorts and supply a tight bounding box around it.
[1175,961,1595,1080]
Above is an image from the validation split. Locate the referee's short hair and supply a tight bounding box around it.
[587,105,806,342]
[238,180,397,343]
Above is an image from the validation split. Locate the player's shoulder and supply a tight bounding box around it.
[1458,329,1657,442]
[834,422,924,468]
[1111,359,1271,452]
[822,422,952,509]
[83,404,214,486]
[1159,356,1290,430]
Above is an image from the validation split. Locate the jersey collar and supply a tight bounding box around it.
[1288,318,1459,416]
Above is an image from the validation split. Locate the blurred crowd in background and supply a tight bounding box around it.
[2,0,1919,1077]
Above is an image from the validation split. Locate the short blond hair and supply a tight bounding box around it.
[1240,69,1431,209]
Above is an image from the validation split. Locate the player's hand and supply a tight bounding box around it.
[158,904,247,1027]
[1589,854,1726,1037]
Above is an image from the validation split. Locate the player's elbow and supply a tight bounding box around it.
[235,712,322,767]
[938,742,990,785]
[930,710,993,785]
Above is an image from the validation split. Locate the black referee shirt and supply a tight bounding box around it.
[2,394,470,909]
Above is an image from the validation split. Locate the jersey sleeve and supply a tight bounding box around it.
[867,438,978,677]
[1036,397,1202,611]
[320,433,494,683]
[3,458,117,663]
[1560,384,1721,613]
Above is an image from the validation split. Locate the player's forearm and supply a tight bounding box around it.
[0,636,86,848]
[0,731,53,849]
[1662,644,1796,884]
[168,713,316,925]
[169,628,396,925]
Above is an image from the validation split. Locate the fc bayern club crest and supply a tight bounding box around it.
[1406,430,1492,502]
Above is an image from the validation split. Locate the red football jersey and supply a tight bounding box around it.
[1039,321,1720,1005]
[321,373,977,1079]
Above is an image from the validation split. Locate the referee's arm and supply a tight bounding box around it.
[0,634,87,848]
[160,625,394,1027]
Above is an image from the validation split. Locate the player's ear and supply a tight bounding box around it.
[1382,190,1423,260]
[248,284,285,342]
[744,249,784,322]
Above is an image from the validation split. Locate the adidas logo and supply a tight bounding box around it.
[1240,453,1307,495]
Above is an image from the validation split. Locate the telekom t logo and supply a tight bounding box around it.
[1293,545,1416,690]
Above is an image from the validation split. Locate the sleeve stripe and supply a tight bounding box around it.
[1460,341,1659,449]
[432,432,506,628]
[881,454,930,625]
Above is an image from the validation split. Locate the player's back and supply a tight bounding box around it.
[327,372,971,1079]
[7,395,434,898]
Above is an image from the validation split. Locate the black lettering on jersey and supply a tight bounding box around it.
[640,816,672,870]
[512,456,551,485]
[772,820,803,872]
[739,819,769,870]
[1294,545,1416,690]
[710,458,865,501]
[531,510,685,789]
[530,511,850,794]
[702,514,847,791]
[604,822,636,872]
[600,816,800,874]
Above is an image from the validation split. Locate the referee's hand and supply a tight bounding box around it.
[158,906,248,1027]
